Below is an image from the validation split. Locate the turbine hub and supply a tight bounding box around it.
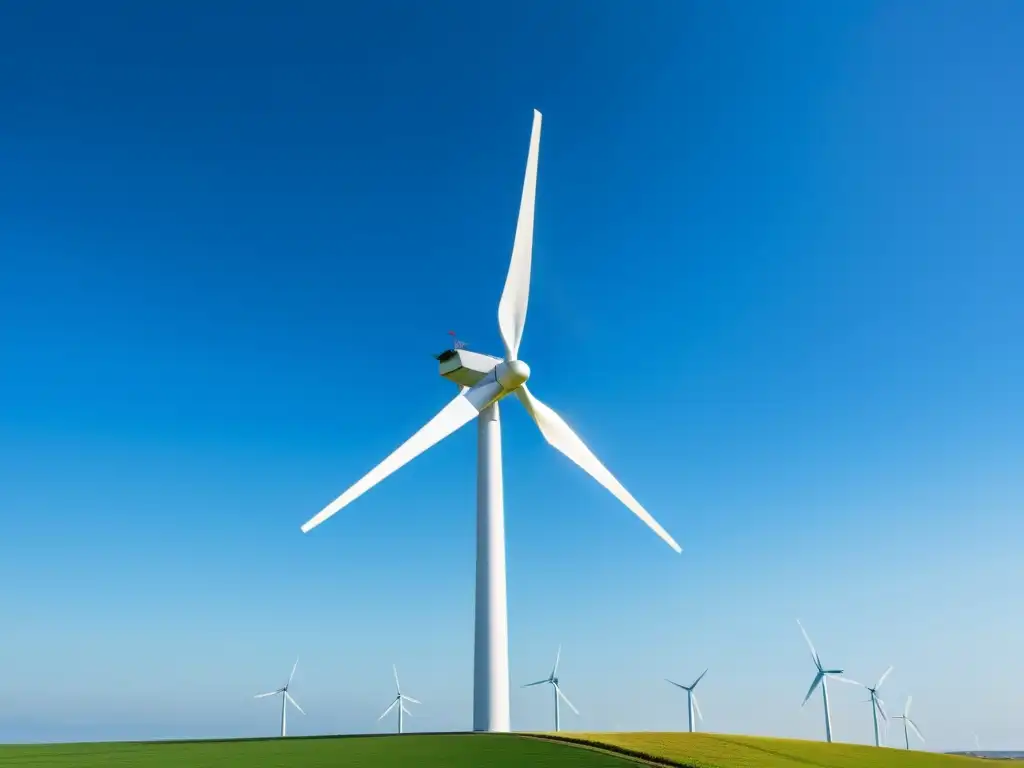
[496,359,531,391]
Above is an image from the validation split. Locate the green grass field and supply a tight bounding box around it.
[0,732,990,767]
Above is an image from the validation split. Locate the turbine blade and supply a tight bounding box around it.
[554,684,579,715]
[516,385,681,552]
[401,695,421,705]
[876,665,894,690]
[285,692,305,715]
[551,645,562,679]
[665,678,688,691]
[908,719,924,742]
[876,697,888,721]
[692,692,704,721]
[690,668,708,689]
[522,679,549,688]
[497,109,542,361]
[905,695,913,716]
[796,620,822,668]
[393,664,401,692]
[400,703,412,716]
[831,675,861,686]
[377,699,399,721]
[254,690,280,699]
[287,657,299,687]
[802,672,824,706]
[302,393,481,533]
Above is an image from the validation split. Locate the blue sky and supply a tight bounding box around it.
[1,0,1022,752]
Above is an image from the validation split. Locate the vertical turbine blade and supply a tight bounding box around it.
[497,109,542,361]
[554,684,579,715]
[393,664,401,693]
[876,665,894,690]
[301,392,481,532]
[691,692,704,721]
[796,620,822,669]
[285,692,305,715]
[905,695,913,717]
[551,645,562,679]
[287,658,299,687]
[802,672,824,706]
[515,385,681,552]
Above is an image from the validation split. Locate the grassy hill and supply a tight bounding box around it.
[0,732,990,767]
[541,732,990,767]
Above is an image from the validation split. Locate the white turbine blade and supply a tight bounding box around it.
[690,668,708,689]
[551,645,562,679]
[497,109,542,361]
[522,678,549,688]
[287,657,299,687]
[876,696,888,721]
[254,690,281,699]
[831,675,861,686]
[301,393,480,533]
[905,695,913,716]
[554,684,579,715]
[285,692,305,715]
[796,620,822,668]
[401,694,421,705]
[908,718,924,742]
[665,678,688,691]
[393,664,401,692]
[876,665,894,690]
[377,699,399,721]
[692,692,704,721]
[516,385,681,552]
[802,672,824,706]
[400,703,413,716]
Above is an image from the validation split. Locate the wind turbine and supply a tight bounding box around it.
[892,696,924,750]
[859,665,893,747]
[665,669,707,733]
[522,646,578,732]
[299,109,682,733]
[797,620,856,743]
[254,658,305,737]
[377,665,420,734]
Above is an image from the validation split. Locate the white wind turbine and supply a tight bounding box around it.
[253,658,305,737]
[892,695,924,750]
[665,669,707,733]
[522,646,578,732]
[797,620,857,743]
[299,109,681,733]
[377,665,420,734]
[858,665,893,747]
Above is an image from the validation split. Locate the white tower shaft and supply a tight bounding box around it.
[687,690,695,733]
[871,697,880,747]
[280,692,287,737]
[473,403,511,732]
[821,678,832,742]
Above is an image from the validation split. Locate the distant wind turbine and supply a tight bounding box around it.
[974,732,982,752]
[254,657,305,737]
[523,646,578,732]
[377,665,420,734]
[797,620,857,743]
[858,665,894,747]
[665,669,708,733]
[892,696,924,750]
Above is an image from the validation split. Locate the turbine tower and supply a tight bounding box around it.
[665,669,707,733]
[859,665,893,747]
[892,696,924,750]
[797,620,856,743]
[254,658,305,737]
[299,110,682,733]
[377,665,420,734]
[522,646,578,732]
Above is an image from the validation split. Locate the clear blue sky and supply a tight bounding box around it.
[1,0,1022,752]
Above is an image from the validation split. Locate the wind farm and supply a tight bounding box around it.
[4,0,1021,760]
